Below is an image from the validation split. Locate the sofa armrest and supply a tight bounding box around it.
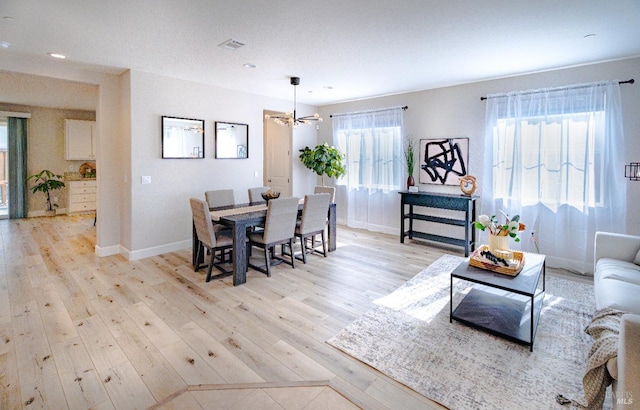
[594,232,640,268]
[618,314,640,406]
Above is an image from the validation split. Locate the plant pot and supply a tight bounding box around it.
[407,175,415,190]
[44,210,56,217]
[488,234,510,253]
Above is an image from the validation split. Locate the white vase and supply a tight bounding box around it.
[488,234,510,253]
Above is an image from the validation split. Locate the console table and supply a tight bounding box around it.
[399,191,477,256]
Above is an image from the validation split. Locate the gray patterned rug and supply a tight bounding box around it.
[327,254,600,410]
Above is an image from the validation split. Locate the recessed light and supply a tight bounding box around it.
[3,16,15,20]
[323,86,334,90]
[47,52,66,59]
[243,63,256,69]
[0,41,9,49]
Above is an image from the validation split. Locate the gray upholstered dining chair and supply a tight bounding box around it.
[309,185,335,250]
[190,198,234,282]
[314,185,336,203]
[293,193,331,263]
[204,189,234,241]
[248,186,270,203]
[205,189,235,208]
[246,196,299,277]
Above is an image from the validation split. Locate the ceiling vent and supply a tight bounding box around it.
[218,39,246,50]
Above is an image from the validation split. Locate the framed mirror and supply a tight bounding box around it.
[215,121,248,159]
[162,116,205,158]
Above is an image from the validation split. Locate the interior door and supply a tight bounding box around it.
[263,110,292,196]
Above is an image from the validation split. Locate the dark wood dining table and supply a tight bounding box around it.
[192,201,337,286]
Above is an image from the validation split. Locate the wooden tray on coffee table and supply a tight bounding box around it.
[469,245,525,276]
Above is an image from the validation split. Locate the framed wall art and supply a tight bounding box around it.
[161,116,205,158]
[419,138,469,185]
[215,121,249,159]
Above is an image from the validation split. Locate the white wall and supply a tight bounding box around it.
[318,57,640,237]
[125,70,319,259]
[6,57,637,261]
[0,68,320,259]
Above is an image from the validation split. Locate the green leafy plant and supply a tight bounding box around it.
[28,169,66,211]
[405,138,416,177]
[299,143,346,186]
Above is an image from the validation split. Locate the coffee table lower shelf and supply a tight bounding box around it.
[450,286,545,351]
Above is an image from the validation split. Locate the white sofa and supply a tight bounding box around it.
[594,232,640,409]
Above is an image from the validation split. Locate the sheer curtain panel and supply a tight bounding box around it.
[482,81,626,273]
[332,107,404,232]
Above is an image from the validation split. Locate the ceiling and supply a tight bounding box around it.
[1,0,639,106]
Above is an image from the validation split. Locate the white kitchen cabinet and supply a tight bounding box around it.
[67,180,96,214]
[65,119,96,160]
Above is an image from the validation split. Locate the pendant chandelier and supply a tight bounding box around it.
[265,77,323,127]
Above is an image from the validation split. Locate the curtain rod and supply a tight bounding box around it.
[480,79,634,101]
[329,105,407,118]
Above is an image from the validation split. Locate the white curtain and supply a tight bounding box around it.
[332,107,404,231]
[482,81,626,274]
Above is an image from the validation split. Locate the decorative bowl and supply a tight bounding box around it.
[261,190,280,202]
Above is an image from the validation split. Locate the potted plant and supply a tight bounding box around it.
[299,143,346,186]
[27,169,66,216]
[405,137,416,189]
[473,211,526,253]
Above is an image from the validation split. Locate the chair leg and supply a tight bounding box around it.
[289,238,295,268]
[300,235,307,264]
[264,247,272,277]
[205,253,215,282]
[321,231,327,257]
[194,241,202,272]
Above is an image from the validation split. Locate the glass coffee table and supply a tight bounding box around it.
[449,252,546,351]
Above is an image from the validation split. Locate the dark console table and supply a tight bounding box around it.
[399,191,477,256]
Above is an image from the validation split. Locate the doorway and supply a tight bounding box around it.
[0,118,8,219]
[263,110,292,196]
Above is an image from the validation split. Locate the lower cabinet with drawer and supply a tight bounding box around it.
[67,180,96,214]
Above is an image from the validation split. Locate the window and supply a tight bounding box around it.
[332,107,404,192]
[482,81,626,273]
[492,110,604,211]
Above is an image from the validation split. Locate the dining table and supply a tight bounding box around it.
[192,200,337,286]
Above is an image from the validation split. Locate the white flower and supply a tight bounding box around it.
[478,214,491,226]
[507,220,519,232]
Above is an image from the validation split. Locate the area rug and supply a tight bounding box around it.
[327,254,601,410]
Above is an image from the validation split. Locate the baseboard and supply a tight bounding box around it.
[337,218,397,236]
[95,244,121,257]
[123,239,192,261]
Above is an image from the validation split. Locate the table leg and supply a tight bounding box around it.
[328,204,337,252]
[449,275,453,323]
[232,222,248,286]
[530,293,534,352]
[400,197,405,243]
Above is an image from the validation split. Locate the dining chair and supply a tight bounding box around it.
[246,196,299,277]
[309,185,335,250]
[293,193,331,263]
[204,189,234,263]
[314,185,336,203]
[248,186,270,203]
[190,198,234,282]
[205,189,235,208]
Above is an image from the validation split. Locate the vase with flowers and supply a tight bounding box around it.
[473,210,526,253]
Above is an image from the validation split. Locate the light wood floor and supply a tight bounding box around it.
[0,214,590,409]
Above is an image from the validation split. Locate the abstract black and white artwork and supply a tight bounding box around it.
[419,138,469,185]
